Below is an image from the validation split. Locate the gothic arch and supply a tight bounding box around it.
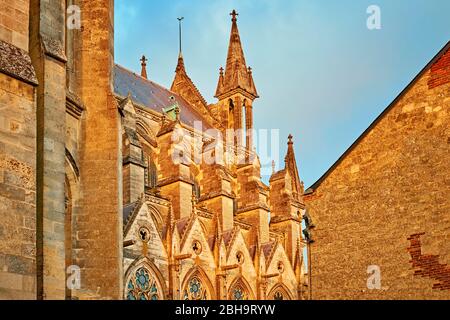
[198,219,208,237]
[136,121,150,135]
[147,204,163,236]
[124,258,167,300]
[64,150,80,300]
[267,283,294,300]
[181,267,216,300]
[228,98,235,129]
[228,276,255,300]
[136,120,158,152]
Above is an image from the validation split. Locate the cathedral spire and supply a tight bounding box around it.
[175,52,186,73]
[171,18,208,112]
[140,55,148,79]
[284,134,304,200]
[215,9,258,99]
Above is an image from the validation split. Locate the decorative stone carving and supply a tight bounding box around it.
[0,40,38,85]
[41,35,67,62]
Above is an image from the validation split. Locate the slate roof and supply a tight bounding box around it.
[113,64,213,129]
[123,202,137,225]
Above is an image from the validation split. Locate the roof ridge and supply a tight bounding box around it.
[181,70,208,107]
[115,63,181,96]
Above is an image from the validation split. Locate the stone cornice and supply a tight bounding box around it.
[122,155,147,168]
[157,175,194,188]
[0,40,38,86]
[198,190,236,202]
[66,91,85,119]
[41,35,67,63]
[196,209,213,219]
[233,219,252,231]
[270,215,301,224]
[145,193,171,206]
[236,203,270,214]
[216,87,258,101]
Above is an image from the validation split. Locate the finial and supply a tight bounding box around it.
[140,55,148,79]
[219,67,224,75]
[272,160,276,174]
[288,134,293,145]
[230,9,238,22]
[248,66,252,73]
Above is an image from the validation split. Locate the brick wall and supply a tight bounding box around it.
[428,46,450,89]
[306,46,450,300]
[407,233,450,291]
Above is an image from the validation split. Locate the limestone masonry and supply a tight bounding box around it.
[0,1,448,300]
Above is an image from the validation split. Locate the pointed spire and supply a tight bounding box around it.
[171,51,208,110]
[175,52,186,73]
[284,134,304,200]
[170,17,211,117]
[247,66,258,97]
[216,10,258,99]
[140,55,148,79]
[215,67,225,97]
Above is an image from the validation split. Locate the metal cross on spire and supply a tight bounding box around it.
[140,55,148,79]
[140,55,148,66]
[177,17,184,54]
[230,9,238,22]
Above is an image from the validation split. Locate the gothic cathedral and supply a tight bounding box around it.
[118,10,308,300]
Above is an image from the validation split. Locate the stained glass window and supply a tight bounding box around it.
[274,291,284,300]
[233,287,244,300]
[230,283,248,300]
[126,267,160,300]
[183,276,208,300]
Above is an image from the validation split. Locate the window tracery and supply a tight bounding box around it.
[183,276,208,300]
[229,278,251,300]
[231,284,248,300]
[273,290,284,300]
[126,267,160,300]
[268,285,291,301]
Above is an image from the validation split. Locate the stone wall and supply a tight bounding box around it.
[29,0,68,299]
[305,45,450,300]
[75,0,123,299]
[0,72,36,299]
[0,0,29,51]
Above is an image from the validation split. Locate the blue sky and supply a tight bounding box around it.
[115,0,449,188]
